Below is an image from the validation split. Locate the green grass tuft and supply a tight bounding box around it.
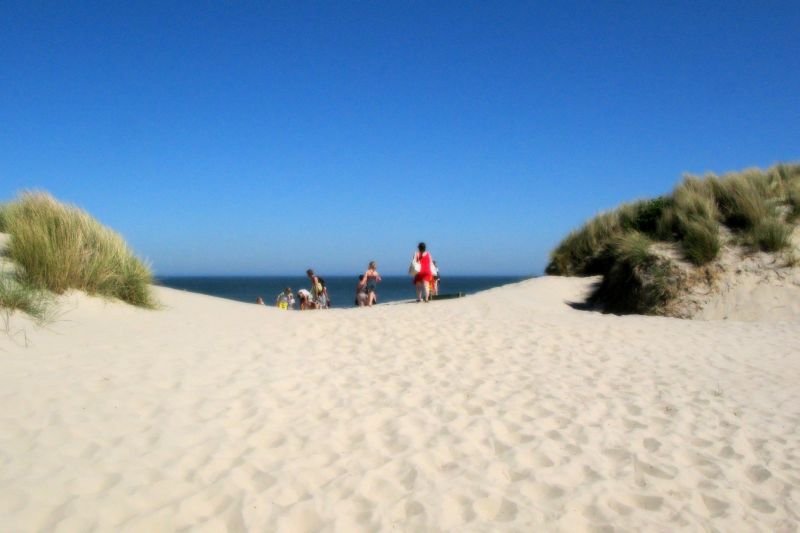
[586,231,677,314]
[786,181,800,222]
[749,219,792,252]
[613,231,654,266]
[548,162,800,315]
[546,211,623,276]
[0,203,8,233]
[709,173,773,230]
[680,219,720,265]
[618,197,672,236]
[0,274,53,324]
[3,192,156,308]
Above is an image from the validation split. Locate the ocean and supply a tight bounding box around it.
[156,275,529,307]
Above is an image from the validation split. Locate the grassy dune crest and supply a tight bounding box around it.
[547,163,800,314]
[2,192,155,308]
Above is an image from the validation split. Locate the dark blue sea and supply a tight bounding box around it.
[156,275,529,307]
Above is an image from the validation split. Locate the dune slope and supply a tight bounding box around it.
[1,279,799,532]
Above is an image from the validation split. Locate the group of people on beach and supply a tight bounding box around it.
[256,242,439,310]
[267,269,330,310]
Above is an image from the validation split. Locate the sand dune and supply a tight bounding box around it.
[1,278,799,531]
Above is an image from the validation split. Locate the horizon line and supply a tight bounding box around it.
[154,273,540,278]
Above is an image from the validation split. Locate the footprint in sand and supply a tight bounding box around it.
[472,496,518,522]
[633,457,676,480]
[582,465,603,483]
[607,498,633,516]
[520,481,565,501]
[717,445,738,459]
[626,493,663,511]
[602,448,630,463]
[516,449,554,468]
[747,493,776,514]
[440,494,475,528]
[746,465,772,484]
[701,493,729,517]
[642,437,661,452]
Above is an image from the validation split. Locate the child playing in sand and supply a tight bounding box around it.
[296,288,316,310]
[275,287,295,310]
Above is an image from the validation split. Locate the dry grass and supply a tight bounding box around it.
[2,192,155,308]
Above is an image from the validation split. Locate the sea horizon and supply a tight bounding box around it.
[157,274,533,307]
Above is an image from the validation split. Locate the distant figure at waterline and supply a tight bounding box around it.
[355,275,369,307]
[360,261,381,306]
[410,242,435,303]
[306,269,330,309]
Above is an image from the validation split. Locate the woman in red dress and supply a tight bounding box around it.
[413,242,434,302]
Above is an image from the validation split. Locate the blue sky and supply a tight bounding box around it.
[2,1,799,275]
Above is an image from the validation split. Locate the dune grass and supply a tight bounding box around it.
[0,273,53,325]
[668,179,722,265]
[2,192,155,308]
[584,232,678,314]
[0,203,8,232]
[786,179,800,222]
[680,219,720,265]
[749,219,792,252]
[548,162,800,313]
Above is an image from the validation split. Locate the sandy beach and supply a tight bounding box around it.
[1,278,798,532]
[4,0,799,530]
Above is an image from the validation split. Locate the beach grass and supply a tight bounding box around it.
[0,203,8,233]
[0,273,53,325]
[786,179,800,222]
[749,219,792,252]
[680,218,720,266]
[2,192,156,308]
[585,231,677,314]
[548,162,800,313]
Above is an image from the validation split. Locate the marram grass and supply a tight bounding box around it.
[584,231,678,315]
[548,162,800,313]
[2,192,155,308]
[0,273,53,324]
[0,203,8,232]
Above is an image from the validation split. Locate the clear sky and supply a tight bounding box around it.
[2,1,799,276]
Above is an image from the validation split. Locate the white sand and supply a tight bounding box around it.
[1,278,799,532]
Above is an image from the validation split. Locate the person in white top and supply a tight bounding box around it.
[296,288,316,310]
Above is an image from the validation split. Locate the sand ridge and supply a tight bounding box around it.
[1,277,799,531]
